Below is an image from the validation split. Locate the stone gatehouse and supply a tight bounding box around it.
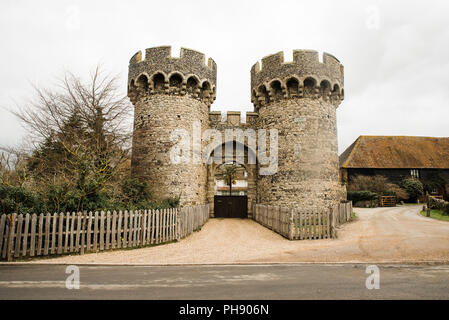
[128,46,346,218]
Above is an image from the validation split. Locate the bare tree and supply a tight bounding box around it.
[0,149,28,187]
[10,66,133,211]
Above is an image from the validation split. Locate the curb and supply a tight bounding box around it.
[1,260,448,267]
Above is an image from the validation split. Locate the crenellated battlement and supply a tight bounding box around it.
[128,46,217,107]
[209,111,259,128]
[250,50,344,109]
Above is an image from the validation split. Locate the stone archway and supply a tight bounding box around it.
[206,141,257,218]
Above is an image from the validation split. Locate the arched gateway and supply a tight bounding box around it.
[206,139,257,218]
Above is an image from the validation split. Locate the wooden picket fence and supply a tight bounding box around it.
[253,201,353,240]
[0,204,209,261]
[178,205,210,239]
[334,201,353,227]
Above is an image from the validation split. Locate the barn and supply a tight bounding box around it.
[339,136,449,200]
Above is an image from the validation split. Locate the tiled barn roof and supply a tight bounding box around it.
[340,136,449,169]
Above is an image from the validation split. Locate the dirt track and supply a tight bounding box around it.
[20,205,449,264]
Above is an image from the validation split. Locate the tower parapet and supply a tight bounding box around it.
[250,50,344,109]
[128,46,217,107]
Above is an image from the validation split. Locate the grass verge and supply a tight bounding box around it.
[420,209,449,222]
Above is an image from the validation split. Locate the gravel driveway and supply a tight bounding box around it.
[19,205,449,264]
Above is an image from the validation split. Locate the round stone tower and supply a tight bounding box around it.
[128,46,217,205]
[251,50,344,209]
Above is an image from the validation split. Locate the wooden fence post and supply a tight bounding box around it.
[50,213,57,254]
[0,215,6,257]
[317,210,323,239]
[123,211,128,248]
[75,212,82,253]
[150,209,155,244]
[111,211,117,249]
[176,208,180,241]
[106,211,111,250]
[1,221,10,259]
[80,212,87,255]
[330,206,337,238]
[43,213,51,256]
[133,210,138,247]
[69,212,76,253]
[154,209,159,244]
[14,214,23,258]
[99,211,105,251]
[7,213,17,261]
[57,213,63,254]
[23,213,30,256]
[37,213,44,256]
[86,212,93,252]
[93,211,99,251]
[117,211,123,249]
[288,209,294,240]
[142,210,147,246]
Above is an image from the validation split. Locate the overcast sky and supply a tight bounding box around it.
[1,0,448,154]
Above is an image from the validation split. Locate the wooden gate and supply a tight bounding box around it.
[214,196,248,218]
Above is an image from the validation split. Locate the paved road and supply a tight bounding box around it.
[32,205,449,265]
[0,264,448,299]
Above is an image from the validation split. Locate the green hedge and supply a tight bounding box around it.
[347,190,378,202]
[428,197,449,215]
[400,178,423,202]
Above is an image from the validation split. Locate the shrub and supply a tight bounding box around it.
[348,175,390,195]
[347,190,378,202]
[428,196,449,215]
[0,184,42,215]
[383,185,409,202]
[348,175,409,200]
[121,178,151,207]
[389,185,409,201]
[400,178,424,202]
